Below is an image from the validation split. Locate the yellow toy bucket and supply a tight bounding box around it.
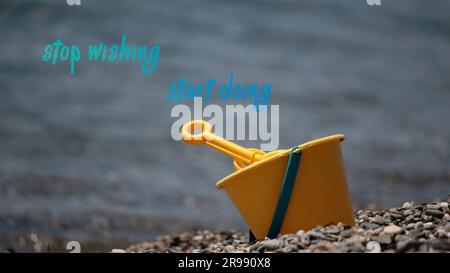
[181,120,354,240]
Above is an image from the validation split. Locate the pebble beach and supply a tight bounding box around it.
[120,198,450,253]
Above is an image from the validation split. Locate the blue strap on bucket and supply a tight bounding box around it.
[266,146,302,239]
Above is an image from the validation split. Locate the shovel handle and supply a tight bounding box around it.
[181,120,265,164]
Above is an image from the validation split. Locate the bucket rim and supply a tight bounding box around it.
[215,134,345,189]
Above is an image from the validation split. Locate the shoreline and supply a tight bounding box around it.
[120,198,450,253]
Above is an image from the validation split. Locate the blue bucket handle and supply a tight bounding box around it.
[249,146,302,241]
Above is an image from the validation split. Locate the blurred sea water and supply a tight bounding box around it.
[0,0,450,251]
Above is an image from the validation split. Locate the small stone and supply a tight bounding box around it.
[179,232,191,242]
[261,239,282,250]
[423,222,434,230]
[373,215,384,225]
[361,222,380,230]
[359,214,369,221]
[426,204,441,210]
[396,240,421,252]
[403,209,413,216]
[376,232,392,244]
[418,243,429,252]
[348,234,366,244]
[415,222,424,229]
[250,243,264,252]
[364,229,375,236]
[111,249,127,253]
[324,226,341,234]
[384,224,402,235]
[440,202,449,210]
[372,227,383,235]
[310,241,337,252]
[390,212,404,220]
[356,228,365,233]
[428,239,450,251]
[313,225,324,231]
[443,214,450,221]
[394,234,412,242]
[340,229,354,238]
[366,241,381,253]
[224,245,235,252]
[402,202,413,209]
[435,229,447,238]
[281,245,298,253]
[405,215,415,222]
[306,231,333,241]
[296,230,305,237]
[425,209,444,219]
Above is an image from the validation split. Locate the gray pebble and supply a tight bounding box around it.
[396,240,421,252]
[443,214,450,221]
[428,239,450,251]
[324,226,341,234]
[361,223,380,230]
[384,224,402,234]
[405,215,415,222]
[373,215,384,225]
[376,232,392,244]
[402,202,413,209]
[390,212,404,220]
[261,239,282,250]
[426,204,442,210]
[425,209,444,219]
[281,245,298,253]
[366,241,381,253]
